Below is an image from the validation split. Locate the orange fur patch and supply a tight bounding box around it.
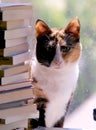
[32,81,48,100]
[62,43,81,63]
[36,20,51,37]
[65,17,80,39]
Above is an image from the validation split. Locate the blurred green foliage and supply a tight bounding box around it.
[32,0,96,112]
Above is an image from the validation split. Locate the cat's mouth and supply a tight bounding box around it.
[54,61,63,69]
[50,58,64,69]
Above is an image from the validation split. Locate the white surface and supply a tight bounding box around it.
[34,127,81,130]
[34,127,96,130]
[34,126,94,130]
[64,93,96,129]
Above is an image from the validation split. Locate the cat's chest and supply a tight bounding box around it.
[32,61,79,99]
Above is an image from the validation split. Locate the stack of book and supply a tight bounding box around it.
[0,3,38,130]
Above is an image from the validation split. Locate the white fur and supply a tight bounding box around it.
[32,44,80,127]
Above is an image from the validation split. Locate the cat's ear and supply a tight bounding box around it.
[65,17,80,38]
[35,19,51,37]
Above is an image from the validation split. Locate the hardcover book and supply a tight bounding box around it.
[0,43,29,56]
[0,27,32,40]
[0,51,29,65]
[0,104,38,124]
[0,37,28,48]
[0,71,29,85]
[0,3,32,21]
[0,87,34,104]
[0,63,29,77]
[0,19,31,30]
[0,80,32,92]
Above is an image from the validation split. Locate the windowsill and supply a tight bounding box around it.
[34,127,92,130]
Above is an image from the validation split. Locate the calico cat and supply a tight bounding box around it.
[32,17,82,128]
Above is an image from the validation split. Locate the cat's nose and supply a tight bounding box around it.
[55,60,62,66]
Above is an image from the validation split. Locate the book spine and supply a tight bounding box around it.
[0,12,2,21]
[0,57,13,65]
[0,21,7,30]
[28,118,33,130]
[0,39,6,48]
[0,70,4,77]
[0,118,5,124]
[0,49,4,56]
[0,78,1,85]
[0,30,5,39]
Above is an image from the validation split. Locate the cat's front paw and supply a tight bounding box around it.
[28,118,39,129]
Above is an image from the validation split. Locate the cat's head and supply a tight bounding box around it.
[35,17,82,69]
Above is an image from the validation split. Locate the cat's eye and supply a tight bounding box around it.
[60,46,71,53]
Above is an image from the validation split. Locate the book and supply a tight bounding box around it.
[0,104,36,116]
[0,3,32,11]
[0,51,30,65]
[0,37,28,48]
[12,128,27,130]
[0,118,39,130]
[0,71,29,85]
[0,80,32,92]
[0,3,32,21]
[0,104,38,124]
[33,128,81,130]
[0,119,28,130]
[0,43,29,56]
[0,19,31,30]
[0,26,32,40]
[0,63,30,77]
[0,98,33,110]
[0,87,34,104]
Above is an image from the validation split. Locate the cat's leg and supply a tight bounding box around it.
[45,98,65,128]
[55,93,74,128]
[29,97,48,129]
[53,98,72,127]
[45,93,74,128]
[35,97,48,127]
[32,81,48,127]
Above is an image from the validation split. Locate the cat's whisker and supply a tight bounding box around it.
[64,33,72,41]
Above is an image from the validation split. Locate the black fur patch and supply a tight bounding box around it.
[34,97,48,127]
[36,35,56,67]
